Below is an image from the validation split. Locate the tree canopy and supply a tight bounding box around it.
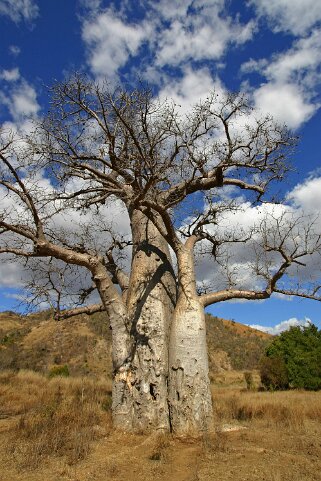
[261,323,321,390]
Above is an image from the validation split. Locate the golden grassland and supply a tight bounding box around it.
[1,370,321,481]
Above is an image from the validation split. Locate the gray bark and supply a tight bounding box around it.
[90,261,133,430]
[168,243,213,435]
[119,209,177,431]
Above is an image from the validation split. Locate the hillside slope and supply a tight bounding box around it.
[206,314,271,373]
[0,310,271,377]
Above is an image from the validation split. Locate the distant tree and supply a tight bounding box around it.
[260,324,321,390]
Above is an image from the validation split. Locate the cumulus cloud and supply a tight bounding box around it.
[242,29,321,129]
[249,0,321,36]
[154,0,255,67]
[0,164,132,293]
[262,30,321,86]
[81,0,255,82]
[8,82,40,120]
[82,8,147,79]
[248,317,312,335]
[79,1,320,130]
[158,67,222,111]
[287,175,321,214]
[252,82,315,129]
[0,260,26,288]
[193,172,321,295]
[0,76,40,132]
[194,201,289,292]
[0,68,20,82]
[79,0,102,12]
[146,0,191,21]
[0,0,39,23]
[243,30,321,123]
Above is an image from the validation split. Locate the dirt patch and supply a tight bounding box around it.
[1,423,320,481]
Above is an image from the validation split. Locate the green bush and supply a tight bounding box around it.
[48,364,70,378]
[260,323,321,391]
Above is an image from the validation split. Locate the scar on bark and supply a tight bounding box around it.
[115,370,133,392]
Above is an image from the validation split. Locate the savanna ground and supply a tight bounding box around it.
[1,370,321,481]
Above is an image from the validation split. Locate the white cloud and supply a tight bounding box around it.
[264,31,321,86]
[146,0,191,21]
[243,30,321,86]
[287,176,321,214]
[10,82,39,119]
[0,259,25,288]
[158,67,223,112]
[194,173,321,295]
[82,8,147,78]
[0,0,39,23]
[248,317,312,335]
[249,0,321,36]
[0,68,20,82]
[9,45,21,56]
[0,169,132,294]
[81,0,255,83]
[154,0,255,67]
[253,82,316,129]
[242,29,321,129]
[79,0,102,12]
[0,79,40,125]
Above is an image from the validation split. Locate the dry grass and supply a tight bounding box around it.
[212,386,321,431]
[1,370,321,481]
[0,370,112,469]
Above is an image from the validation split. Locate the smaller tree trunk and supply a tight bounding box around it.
[91,261,134,431]
[168,242,213,435]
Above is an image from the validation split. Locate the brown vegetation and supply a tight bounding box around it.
[0,311,270,377]
[206,314,271,372]
[1,370,321,481]
[0,311,112,376]
[0,371,112,471]
[1,311,318,480]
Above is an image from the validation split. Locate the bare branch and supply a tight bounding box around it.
[55,303,105,320]
[274,287,321,301]
[201,288,270,307]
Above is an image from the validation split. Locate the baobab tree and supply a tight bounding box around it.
[0,76,320,435]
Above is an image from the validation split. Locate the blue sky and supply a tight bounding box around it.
[0,0,320,332]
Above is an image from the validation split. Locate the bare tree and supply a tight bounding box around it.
[0,76,320,435]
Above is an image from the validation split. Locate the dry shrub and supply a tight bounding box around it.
[0,369,46,416]
[213,388,321,432]
[2,370,112,469]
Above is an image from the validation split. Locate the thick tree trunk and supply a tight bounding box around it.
[168,242,213,435]
[123,209,177,431]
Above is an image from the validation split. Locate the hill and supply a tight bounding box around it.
[205,314,271,375]
[0,310,272,378]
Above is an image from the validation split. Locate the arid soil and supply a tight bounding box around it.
[1,371,321,481]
